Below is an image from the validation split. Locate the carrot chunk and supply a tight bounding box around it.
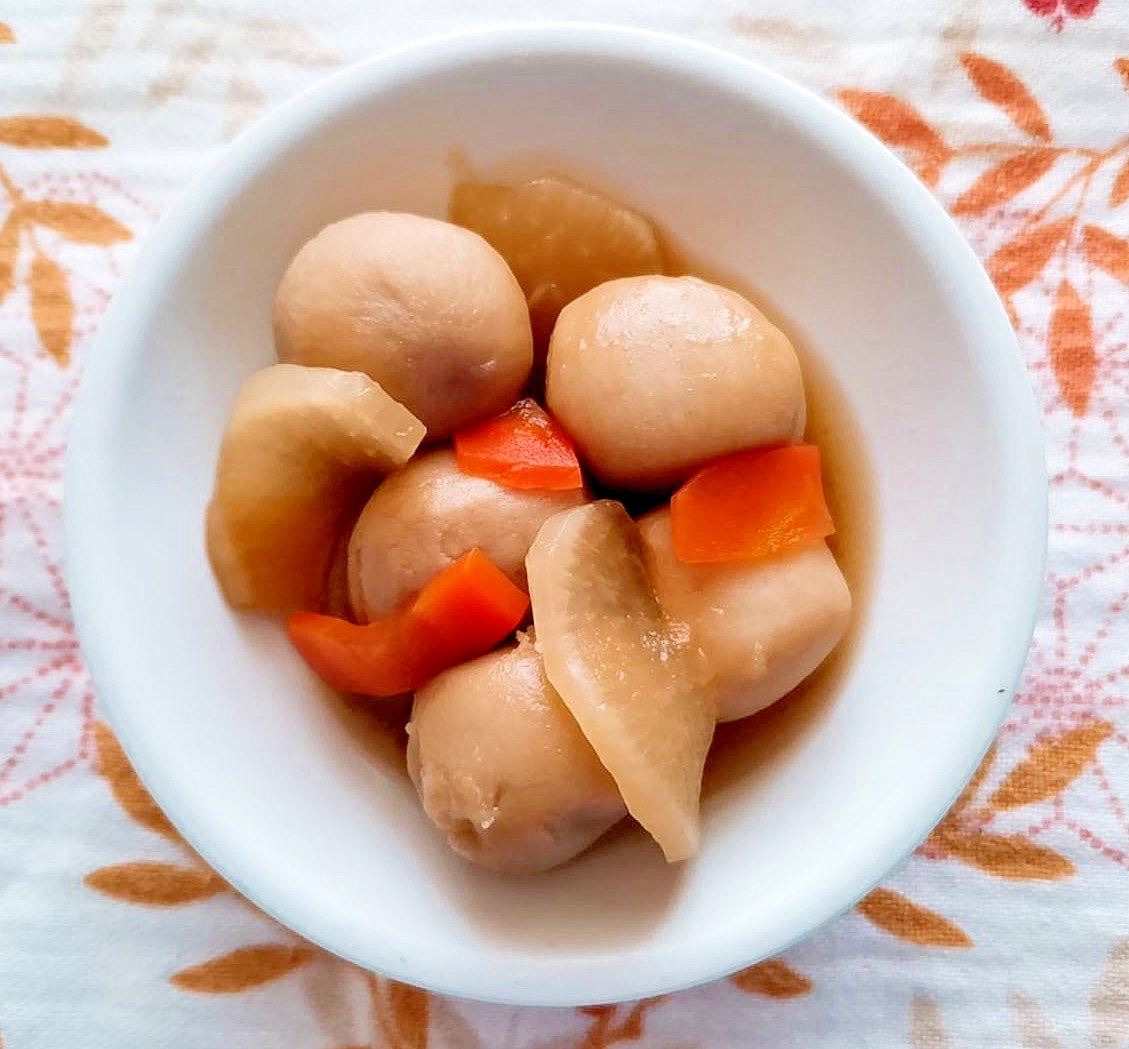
[286,611,425,696]
[670,445,834,565]
[411,548,532,663]
[286,548,530,696]
[454,398,583,491]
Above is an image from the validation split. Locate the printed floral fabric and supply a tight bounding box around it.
[1,1,1127,1046]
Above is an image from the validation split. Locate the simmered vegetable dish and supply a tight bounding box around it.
[206,173,852,874]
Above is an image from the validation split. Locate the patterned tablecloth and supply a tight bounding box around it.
[1,1,1128,1046]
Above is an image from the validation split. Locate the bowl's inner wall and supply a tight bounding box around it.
[81,38,1038,1003]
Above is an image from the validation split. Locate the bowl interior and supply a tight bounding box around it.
[66,26,1045,1006]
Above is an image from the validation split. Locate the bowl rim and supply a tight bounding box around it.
[64,21,1048,1006]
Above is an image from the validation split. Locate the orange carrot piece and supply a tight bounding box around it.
[286,611,425,696]
[411,548,532,663]
[670,445,835,565]
[455,398,583,491]
[286,548,530,696]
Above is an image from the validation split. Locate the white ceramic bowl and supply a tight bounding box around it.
[65,24,1047,1006]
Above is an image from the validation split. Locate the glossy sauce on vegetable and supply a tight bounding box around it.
[703,326,876,797]
[657,205,879,798]
[339,165,877,813]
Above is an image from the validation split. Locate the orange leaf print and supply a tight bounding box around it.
[1047,280,1096,418]
[1091,938,1129,1049]
[987,218,1072,297]
[371,976,430,1049]
[576,1006,617,1049]
[84,861,227,906]
[29,250,73,365]
[0,116,108,149]
[616,1001,661,1041]
[147,36,219,105]
[952,148,1057,215]
[932,829,1074,880]
[1084,224,1129,286]
[0,23,14,44]
[578,1004,615,1028]
[837,90,950,186]
[990,720,1114,810]
[1112,156,1129,209]
[93,722,181,840]
[223,75,267,140]
[170,944,313,994]
[573,1001,661,1049]
[857,889,972,948]
[731,959,813,998]
[1008,991,1063,1049]
[1117,58,1129,92]
[0,211,21,305]
[909,996,953,1049]
[427,998,487,1049]
[960,53,1052,142]
[24,200,131,244]
[241,18,339,66]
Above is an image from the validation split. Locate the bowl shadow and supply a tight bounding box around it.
[433,819,688,950]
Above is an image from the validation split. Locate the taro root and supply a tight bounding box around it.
[547,275,805,491]
[408,634,626,874]
[274,211,532,439]
[639,507,851,723]
[347,448,586,622]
